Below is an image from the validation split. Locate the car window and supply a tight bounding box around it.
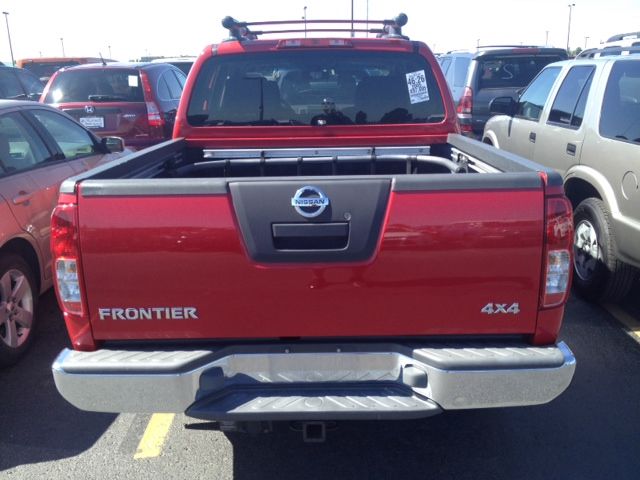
[548,66,595,128]
[174,70,187,89]
[188,50,446,126]
[600,60,640,144]
[453,58,470,87]
[0,112,51,176]
[31,109,98,160]
[164,70,183,100]
[44,69,144,103]
[478,55,565,90]
[438,57,452,75]
[16,70,44,96]
[515,66,562,121]
[157,73,171,101]
[0,69,25,99]
[22,61,80,80]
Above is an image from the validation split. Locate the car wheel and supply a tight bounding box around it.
[572,198,636,302]
[0,254,38,367]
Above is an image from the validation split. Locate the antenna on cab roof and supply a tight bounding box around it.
[99,52,106,66]
[221,13,409,42]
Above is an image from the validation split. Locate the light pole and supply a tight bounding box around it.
[566,3,575,54]
[108,45,112,58]
[2,12,15,67]
[60,37,65,57]
[303,6,307,38]
[350,0,354,38]
[545,30,549,46]
[584,36,589,49]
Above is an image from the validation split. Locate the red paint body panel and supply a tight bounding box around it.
[78,188,544,341]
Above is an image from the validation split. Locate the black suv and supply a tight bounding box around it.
[438,46,568,138]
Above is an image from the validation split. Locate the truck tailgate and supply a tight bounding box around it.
[77,175,545,341]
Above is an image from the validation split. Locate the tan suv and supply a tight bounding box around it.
[483,52,640,302]
[0,100,124,365]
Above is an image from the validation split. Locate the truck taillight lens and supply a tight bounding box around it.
[542,197,573,308]
[51,203,96,351]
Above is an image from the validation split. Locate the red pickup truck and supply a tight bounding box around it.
[50,15,575,438]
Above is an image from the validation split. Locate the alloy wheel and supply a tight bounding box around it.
[0,269,34,349]
[573,220,601,282]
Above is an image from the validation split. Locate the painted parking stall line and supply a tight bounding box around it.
[603,303,640,342]
[134,413,175,459]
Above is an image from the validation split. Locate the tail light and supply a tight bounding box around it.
[51,203,97,351]
[541,197,573,308]
[456,87,473,135]
[139,70,165,128]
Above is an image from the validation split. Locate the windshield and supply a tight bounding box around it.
[187,50,445,126]
[22,61,80,80]
[43,69,144,103]
[478,55,566,89]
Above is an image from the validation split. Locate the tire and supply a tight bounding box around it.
[0,254,38,367]
[572,198,637,302]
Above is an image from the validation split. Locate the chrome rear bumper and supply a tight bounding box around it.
[52,341,575,421]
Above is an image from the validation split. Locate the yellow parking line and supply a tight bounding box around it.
[134,413,175,459]
[603,303,640,341]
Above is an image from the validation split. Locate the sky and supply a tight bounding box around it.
[1,0,638,63]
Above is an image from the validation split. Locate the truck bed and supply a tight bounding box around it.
[59,134,561,344]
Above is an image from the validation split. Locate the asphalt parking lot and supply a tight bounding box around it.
[1,284,639,480]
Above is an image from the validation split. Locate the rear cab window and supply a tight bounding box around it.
[44,69,144,103]
[477,54,566,90]
[187,50,445,126]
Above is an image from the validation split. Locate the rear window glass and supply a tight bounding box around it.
[478,55,565,89]
[43,69,144,103]
[187,50,445,127]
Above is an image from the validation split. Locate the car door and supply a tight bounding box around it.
[0,110,74,284]
[26,108,115,174]
[533,65,596,177]
[499,66,562,159]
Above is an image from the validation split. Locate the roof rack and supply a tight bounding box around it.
[476,44,542,49]
[606,31,640,42]
[221,13,409,41]
[577,45,640,58]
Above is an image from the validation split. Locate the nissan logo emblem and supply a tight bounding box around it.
[291,186,330,218]
[84,105,95,114]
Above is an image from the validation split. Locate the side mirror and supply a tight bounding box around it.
[102,136,125,153]
[489,96,517,116]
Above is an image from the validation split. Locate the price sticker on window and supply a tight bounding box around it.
[406,70,429,104]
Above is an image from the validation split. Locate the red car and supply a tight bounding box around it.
[40,62,186,151]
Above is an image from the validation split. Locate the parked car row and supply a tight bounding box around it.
[481,49,640,302]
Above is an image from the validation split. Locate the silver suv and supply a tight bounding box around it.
[483,53,640,302]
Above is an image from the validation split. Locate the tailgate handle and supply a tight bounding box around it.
[272,223,349,250]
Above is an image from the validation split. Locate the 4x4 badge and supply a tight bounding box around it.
[291,186,329,218]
